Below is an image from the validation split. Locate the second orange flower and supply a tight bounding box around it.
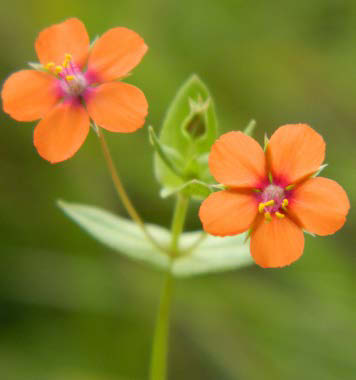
[199,124,350,268]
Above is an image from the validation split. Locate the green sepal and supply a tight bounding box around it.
[313,163,328,177]
[28,62,45,71]
[264,133,269,151]
[304,230,316,237]
[160,179,213,200]
[89,36,99,50]
[243,119,257,137]
[149,126,183,178]
[90,122,100,136]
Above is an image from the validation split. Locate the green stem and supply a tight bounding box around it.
[149,194,189,380]
[149,268,174,380]
[97,127,165,253]
[170,194,189,255]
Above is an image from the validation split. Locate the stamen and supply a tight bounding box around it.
[264,199,275,207]
[285,184,295,191]
[264,211,272,222]
[282,198,288,210]
[66,75,75,81]
[45,62,55,70]
[275,211,285,219]
[258,203,265,213]
[55,66,63,74]
[268,172,273,183]
[62,53,72,68]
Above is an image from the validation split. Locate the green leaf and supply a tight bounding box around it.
[175,231,253,277]
[154,74,218,191]
[58,201,254,277]
[148,126,183,178]
[58,200,170,270]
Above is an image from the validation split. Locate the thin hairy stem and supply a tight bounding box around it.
[97,127,164,252]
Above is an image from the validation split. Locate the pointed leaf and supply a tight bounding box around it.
[58,200,170,270]
[174,231,253,276]
[154,74,218,190]
[58,201,254,277]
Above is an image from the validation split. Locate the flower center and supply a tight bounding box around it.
[45,53,88,97]
[258,184,289,221]
[60,69,87,97]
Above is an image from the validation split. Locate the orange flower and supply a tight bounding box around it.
[199,124,350,268]
[2,18,148,163]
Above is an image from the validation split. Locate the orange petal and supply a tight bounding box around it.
[2,70,60,121]
[34,102,89,163]
[85,82,148,133]
[209,131,267,188]
[267,124,325,185]
[87,27,148,82]
[250,216,304,268]
[289,177,350,236]
[199,190,258,236]
[35,18,89,68]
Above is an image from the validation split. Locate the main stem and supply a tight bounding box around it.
[97,128,163,252]
[149,194,189,380]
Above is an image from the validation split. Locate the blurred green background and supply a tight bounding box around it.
[1,0,355,379]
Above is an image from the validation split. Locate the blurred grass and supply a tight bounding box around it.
[0,0,355,379]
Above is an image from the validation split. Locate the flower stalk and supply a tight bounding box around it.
[149,194,189,380]
[97,127,164,252]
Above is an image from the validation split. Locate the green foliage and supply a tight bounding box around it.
[160,179,213,200]
[58,200,253,277]
[58,200,170,270]
[153,74,218,195]
[176,231,253,276]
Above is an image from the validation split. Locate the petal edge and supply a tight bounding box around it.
[289,177,350,236]
[267,124,325,185]
[87,27,148,82]
[2,70,60,122]
[209,131,267,189]
[35,18,89,68]
[250,216,304,268]
[34,102,89,163]
[85,82,148,133]
[199,190,258,237]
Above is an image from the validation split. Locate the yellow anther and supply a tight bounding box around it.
[258,203,265,213]
[45,62,55,70]
[264,199,275,207]
[63,53,72,68]
[55,66,63,74]
[264,211,272,222]
[66,75,75,81]
[282,198,289,210]
[275,211,285,219]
